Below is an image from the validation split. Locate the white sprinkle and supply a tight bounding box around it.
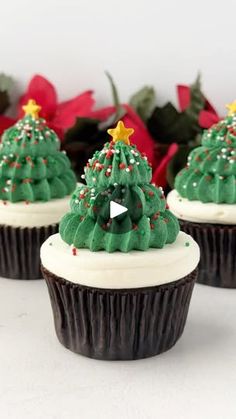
[107,168,112,173]
[130,159,135,164]
[6,180,11,185]
[229,160,234,164]
[126,168,130,172]
[114,183,118,186]
[81,174,85,179]
[80,190,85,195]
[193,182,197,187]
[91,188,95,193]
[75,199,79,204]
[136,162,140,165]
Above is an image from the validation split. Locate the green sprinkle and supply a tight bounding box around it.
[185,242,190,247]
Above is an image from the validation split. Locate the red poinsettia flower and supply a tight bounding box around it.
[18,75,95,139]
[0,115,15,136]
[177,84,220,128]
[152,143,179,187]
[87,104,156,165]
[0,75,95,140]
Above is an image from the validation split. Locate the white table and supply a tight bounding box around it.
[0,278,235,419]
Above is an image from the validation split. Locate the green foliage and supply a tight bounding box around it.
[147,74,205,144]
[129,86,156,121]
[0,73,13,114]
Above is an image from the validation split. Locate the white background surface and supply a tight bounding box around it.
[0,278,236,419]
[0,0,236,115]
[1,2,236,418]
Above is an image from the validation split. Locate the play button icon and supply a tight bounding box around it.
[110,201,128,219]
[94,185,143,234]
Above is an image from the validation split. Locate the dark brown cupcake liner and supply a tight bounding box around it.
[42,266,197,360]
[0,224,58,280]
[179,220,236,288]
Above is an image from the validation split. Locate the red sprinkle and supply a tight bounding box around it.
[119,163,126,170]
[72,247,77,256]
[106,150,113,159]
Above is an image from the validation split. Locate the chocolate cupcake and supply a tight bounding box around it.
[167,102,236,288]
[0,100,76,279]
[41,121,199,360]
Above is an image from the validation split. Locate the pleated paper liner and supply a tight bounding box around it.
[42,266,197,360]
[0,224,58,280]
[179,220,236,288]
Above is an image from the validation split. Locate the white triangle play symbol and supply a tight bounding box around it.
[110,200,128,219]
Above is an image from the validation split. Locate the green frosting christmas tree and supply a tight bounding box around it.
[175,101,236,204]
[0,99,76,202]
[60,121,179,252]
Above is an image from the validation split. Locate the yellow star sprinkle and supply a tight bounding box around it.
[226,100,236,116]
[22,99,41,119]
[107,121,134,145]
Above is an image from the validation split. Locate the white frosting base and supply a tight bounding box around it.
[0,196,71,227]
[167,189,236,225]
[40,232,200,289]
[0,183,83,228]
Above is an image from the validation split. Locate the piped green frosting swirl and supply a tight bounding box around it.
[175,114,236,203]
[60,136,179,252]
[0,115,76,202]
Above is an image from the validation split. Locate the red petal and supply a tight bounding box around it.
[204,98,218,114]
[18,74,57,120]
[52,91,95,130]
[123,105,155,164]
[86,105,114,120]
[177,85,191,111]
[0,116,16,136]
[88,104,156,164]
[198,110,220,129]
[152,143,178,188]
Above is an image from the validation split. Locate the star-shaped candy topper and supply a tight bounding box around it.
[22,99,41,119]
[226,100,236,116]
[107,120,134,145]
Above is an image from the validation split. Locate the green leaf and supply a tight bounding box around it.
[147,74,205,145]
[185,73,205,122]
[104,72,125,123]
[0,73,13,114]
[129,86,156,121]
[0,73,13,92]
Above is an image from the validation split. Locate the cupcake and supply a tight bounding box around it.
[167,102,236,288]
[0,99,76,279]
[41,121,199,360]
